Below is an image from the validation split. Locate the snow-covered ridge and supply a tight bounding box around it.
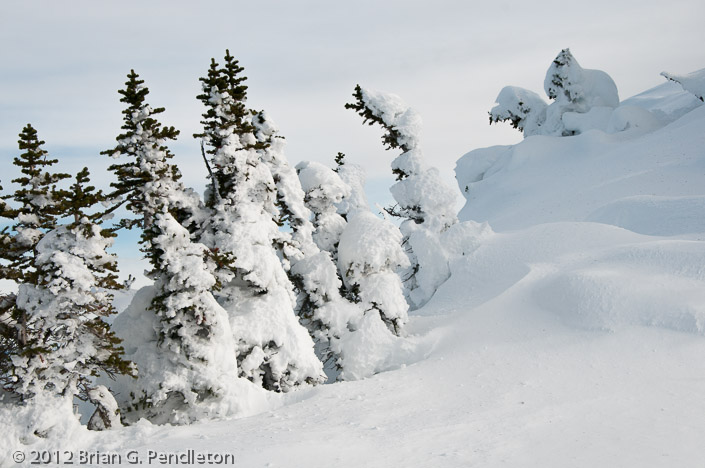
[458,82,705,232]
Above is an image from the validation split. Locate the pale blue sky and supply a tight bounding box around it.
[2,0,704,290]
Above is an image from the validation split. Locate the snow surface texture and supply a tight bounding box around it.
[4,75,705,468]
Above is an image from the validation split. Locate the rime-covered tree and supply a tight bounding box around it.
[346,86,458,309]
[5,168,133,429]
[0,179,12,284]
[1,125,70,283]
[490,49,620,137]
[102,70,202,232]
[337,210,409,335]
[194,53,324,390]
[194,50,262,207]
[296,160,350,260]
[103,70,239,423]
[544,48,619,108]
[0,180,13,382]
[0,125,70,387]
[252,118,376,381]
[489,86,548,136]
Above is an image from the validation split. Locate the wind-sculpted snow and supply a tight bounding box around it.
[586,195,705,236]
[661,68,705,102]
[436,220,705,337]
[457,91,705,230]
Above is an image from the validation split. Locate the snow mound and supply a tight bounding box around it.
[621,81,703,125]
[535,240,705,333]
[605,104,662,133]
[335,311,426,381]
[457,94,705,231]
[0,394,90,467]
[587,195,705,236]
[434,220,705,337]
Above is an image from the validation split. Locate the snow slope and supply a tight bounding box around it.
[457,81,704,233]
[4,79,705,468]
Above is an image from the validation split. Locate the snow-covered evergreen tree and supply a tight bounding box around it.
[489,86,548,136]
[295,160,350,259]
[252,126,363,380]
[295,158,413,379]
[6,168,133,429]
[490,49,620,137]
[333,155,370,220]
[542,48,620,135]
[337,210,409,335]
[104,70,240,423]
[544,48,619,109]
[345,86,458,309]
[0,179,12,289]
[0,125,70,284]
[0,180,13,382]
[195,52,324,390]
[0,292,16,383]
[102,70,202,232]
[0,125,70,392]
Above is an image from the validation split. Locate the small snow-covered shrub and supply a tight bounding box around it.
[489,86,548,136]
[338,211,410,333]
[490,48,620,137]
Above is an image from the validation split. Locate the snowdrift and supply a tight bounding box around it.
[458,81,705,232]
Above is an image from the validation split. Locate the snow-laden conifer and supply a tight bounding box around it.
[296,160,350,258]
[0,180,14,384]
[346,86,458,309]
[489,86,548,136]
[337,210,410,335]
[104,70,240,423]
[254,124,356,379]
[102,70,203,232]
[0,125,70,393]
[295,158,413,379]
[0,125,70,285]
[195,52,324,390]
[0,179,12,293]
[544,49,619,109]
[490,49,620,137]
[7,169,133,429]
